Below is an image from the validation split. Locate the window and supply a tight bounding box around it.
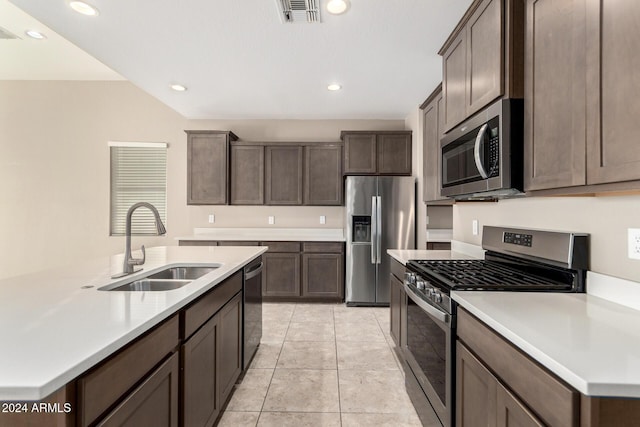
[109,141,167,236]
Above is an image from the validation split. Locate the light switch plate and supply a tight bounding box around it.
[268,215,275,225]
[628,228,640,260]
[320,215,326,224]
[208,214,215,224]
[472,219,479,236]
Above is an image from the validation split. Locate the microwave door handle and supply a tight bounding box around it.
[371,196,377,264]
[473,123,490,179]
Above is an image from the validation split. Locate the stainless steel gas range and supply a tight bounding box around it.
[402,226,589,427]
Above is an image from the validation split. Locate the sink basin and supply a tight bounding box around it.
[100,265,219,291]
[110,279,192,292]
[146,266,218,280]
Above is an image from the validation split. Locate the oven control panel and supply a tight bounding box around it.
[503,232,533,247]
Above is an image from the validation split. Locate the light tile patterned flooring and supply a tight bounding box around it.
[217,303,422,426]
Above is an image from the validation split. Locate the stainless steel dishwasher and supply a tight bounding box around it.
[243,256,263,369]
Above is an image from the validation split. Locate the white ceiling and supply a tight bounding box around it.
[5,0,472,120]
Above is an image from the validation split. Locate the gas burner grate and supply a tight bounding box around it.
[410,260,570,291]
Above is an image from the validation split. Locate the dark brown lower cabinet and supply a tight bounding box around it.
[302,253,344,299]
[496,383,544,427]
[262,252,301,297]
[389,273,402,346]
[182,292,243,427]
[98,353,179,427]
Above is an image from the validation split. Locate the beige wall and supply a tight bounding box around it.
[454,196,640,282]
[0,80,405,279]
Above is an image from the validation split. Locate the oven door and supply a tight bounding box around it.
[403,283,454,427]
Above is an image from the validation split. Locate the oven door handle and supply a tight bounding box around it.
[404,283,449,324]
[473,123,490,179]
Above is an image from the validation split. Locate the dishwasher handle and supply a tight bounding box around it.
[244,262,263,280]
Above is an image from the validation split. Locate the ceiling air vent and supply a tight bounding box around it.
[0,26,19,40]
[277,0,321,23]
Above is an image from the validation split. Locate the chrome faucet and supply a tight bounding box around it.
[113,202,166,278]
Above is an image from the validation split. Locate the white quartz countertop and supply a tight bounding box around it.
[452,291,640,397]
[176,227,345,242]
[387,249,476,265]
[0,245,266,401]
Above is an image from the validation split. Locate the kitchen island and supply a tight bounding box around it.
[0,245,266,426]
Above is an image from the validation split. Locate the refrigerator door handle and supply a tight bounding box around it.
[371,196,377,264]
[376,195,382,264]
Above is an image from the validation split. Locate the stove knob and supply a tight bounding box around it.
[416,280,426,290]
[434,292,443,303]
[427,288,435,297]
[404,272,416,285]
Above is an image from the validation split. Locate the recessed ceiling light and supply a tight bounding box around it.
[69,1,99,16]
[326,0,350,15]
[327,84,342,91]
[25,30,46,40]
[170,84,187,92]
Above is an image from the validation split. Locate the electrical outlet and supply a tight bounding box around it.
[628,228,640,260]
[320,215,326,225]
[208,214,215,224]
[268,215,275,225]
[472,219,479,236]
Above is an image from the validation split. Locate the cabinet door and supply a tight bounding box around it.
[230,145,264,205]
[586,1,640,184]
[496,383,544,427]
[456,342,497,427]
[304,144,343,205]
[182,314,220,427]
[377,133,412,175]
[302,253,344,299]
[187,132,229,205]
[443,30,468,131]
[523,0,587,191]
[389,274,402,346]
[262,252,301,297]
[98,353,179,427]
[217,293,243,405]
[343,133,377,174]
[423,91,449,202]
[265,146,303,205]
[467,0,504,116]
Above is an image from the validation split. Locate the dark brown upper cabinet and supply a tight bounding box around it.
[304,144,343,205]
[439,0,524,132]
[265,145,304,205]
[420,84,453,204]
[186,130,238,205]
[230,144,264,205]
[341,131,412,176]
[585,0,640,186]
[523,0,587,191]
[524,0,640,194]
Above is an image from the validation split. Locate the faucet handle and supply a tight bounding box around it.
[128,245,146,266]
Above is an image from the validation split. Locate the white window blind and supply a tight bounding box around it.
[110,141,167,236]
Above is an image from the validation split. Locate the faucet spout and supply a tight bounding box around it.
[113,202,166,278]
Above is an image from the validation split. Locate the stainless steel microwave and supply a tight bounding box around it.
[440,98,524,200]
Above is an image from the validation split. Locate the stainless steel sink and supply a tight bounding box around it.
[99,265,219,291]
[110,278,192,292]
[146,266,218,280]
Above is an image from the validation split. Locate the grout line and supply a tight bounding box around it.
[333,304,343,427]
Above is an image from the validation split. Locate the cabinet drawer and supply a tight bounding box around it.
[457,308,578,427]
[390,258,406,281]
[302,242,344,253]
[260,241,301,253]
[182,271,242,340]
[77,315,179,427]
[217,241,259,246]
[178,241,218,246]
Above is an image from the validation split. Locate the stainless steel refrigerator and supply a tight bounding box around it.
[345,176,416,306]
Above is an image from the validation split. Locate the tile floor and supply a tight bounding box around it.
[217,302,422,427]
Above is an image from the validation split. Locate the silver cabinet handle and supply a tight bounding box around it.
[371,196,377,264]
[244,262,263,280]
[473,123,490,179]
